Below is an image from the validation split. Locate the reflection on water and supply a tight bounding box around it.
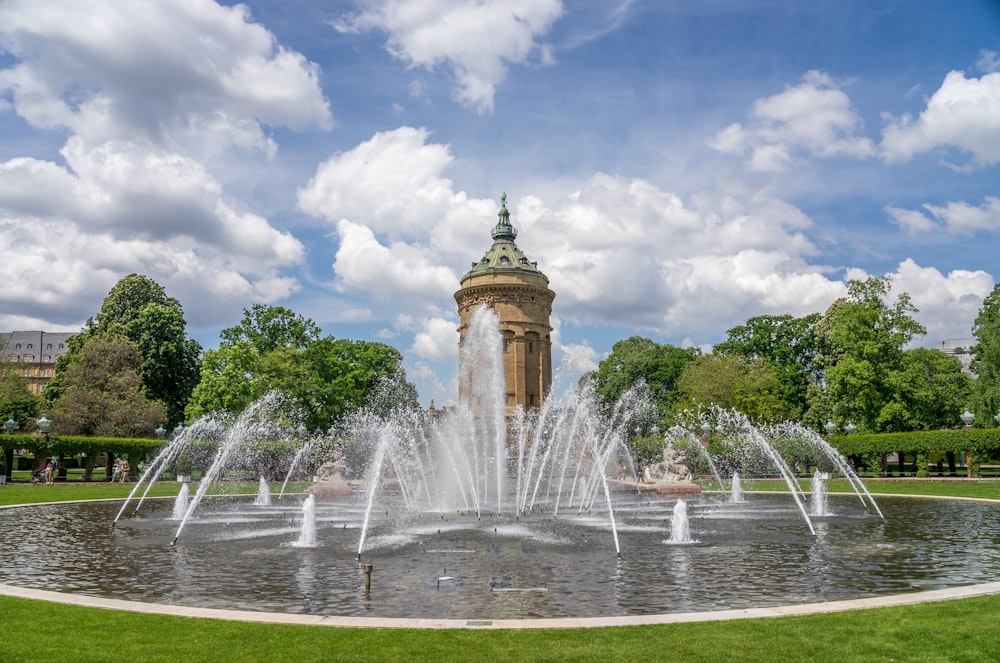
[0,495,997,619]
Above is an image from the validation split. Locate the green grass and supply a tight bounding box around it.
[738,478,1000,500]
[1,481,999,663]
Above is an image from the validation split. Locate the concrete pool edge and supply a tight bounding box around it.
[4,580,1000,630]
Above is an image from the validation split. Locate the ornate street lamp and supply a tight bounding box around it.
[960,410,975,478]
[36,415,51,439]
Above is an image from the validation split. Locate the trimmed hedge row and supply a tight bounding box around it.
[831,428,1000,456]
[0,434,167,463]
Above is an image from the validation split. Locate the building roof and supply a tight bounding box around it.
[0,331,75,363]
[461,193,549,282]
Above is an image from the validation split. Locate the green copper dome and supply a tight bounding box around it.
[462,193,548,281]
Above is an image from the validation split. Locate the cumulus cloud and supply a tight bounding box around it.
[0,0,327,329]
[863,260,994,343]
[881,71,1000,166]
[709,70,875,172]
[332,0,563,113]
[0,0,332,146]
[886,197,1000,236]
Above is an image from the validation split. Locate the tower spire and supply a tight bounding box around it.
[491,191,517,240]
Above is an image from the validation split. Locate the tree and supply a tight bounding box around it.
[673,354,786,422]
[46,274,201,426]
[220,304,320,352]
[813,276,926,432]
[878,348,973,431]
[971,283,1000,426]
[187,305,417,428]
[50,336,166,437]
[715,313,821,417]
[589,337,698,418]
[0,365,38,428]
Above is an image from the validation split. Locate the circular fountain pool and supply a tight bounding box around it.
[2,492,998,620]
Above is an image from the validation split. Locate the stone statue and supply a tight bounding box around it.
[643,441,692,483]
[308,454,353,497]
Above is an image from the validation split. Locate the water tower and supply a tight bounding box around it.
[455,193,555,416]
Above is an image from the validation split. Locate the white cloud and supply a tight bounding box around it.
[709,70,875,172]
[881,71,1000,166]
[333,0,563,114]
[978,50,1000,74]
[888,259,994,343]
[0,0,331,147]
[0,0,324,329]
[332,219,459,301]
[886,197,1000,236]
[409,316,459,362]
[297,127,461,241]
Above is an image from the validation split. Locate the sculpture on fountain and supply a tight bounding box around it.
[308,454,353,497]
[643,440,701,495]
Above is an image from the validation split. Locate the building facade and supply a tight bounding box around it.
[454,194,555,416]
[1,331,75,395]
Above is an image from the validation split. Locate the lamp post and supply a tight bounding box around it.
[3,417,16,483]
[960,409,975,478]
[36,415,62,481]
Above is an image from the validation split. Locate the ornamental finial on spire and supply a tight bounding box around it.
[492,191,516,240]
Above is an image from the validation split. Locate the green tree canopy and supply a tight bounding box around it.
[50,336,166,437]
[46,274,201,426]
[187,305,417,429]
[589,336,698,417]
[673,354,786,423]
[878,348,973,431]
[972,284,1000,426]
[813,276,926,433]
[0,364,39,429]
[715,313,821,417]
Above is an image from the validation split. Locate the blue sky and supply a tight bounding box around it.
[2,0,999,406]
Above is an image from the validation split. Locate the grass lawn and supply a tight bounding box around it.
[1,480,999,663]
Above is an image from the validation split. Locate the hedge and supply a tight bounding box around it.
[0,434,167,463]
[831,428,1000,456]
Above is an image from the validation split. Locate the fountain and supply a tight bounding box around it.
[170,484,189,521]
[729,471,744,503]
[6,305,1000,622]
[254,476,272,506]
[667,499,694,544]
[811,470,829,517]
[292,495,318,548]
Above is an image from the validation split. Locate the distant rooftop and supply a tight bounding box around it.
[1,331,75,363]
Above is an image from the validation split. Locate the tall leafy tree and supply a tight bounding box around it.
[187,305,416,428]
[813,276,926,432]
[589,336,698,418]
[715,313,821,417]
[50,337,166,437]
[971,283,1000,425]
[878,348,973,431]
[46,274,201,426]
[673,354,786,422]
[0,365,38,428]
